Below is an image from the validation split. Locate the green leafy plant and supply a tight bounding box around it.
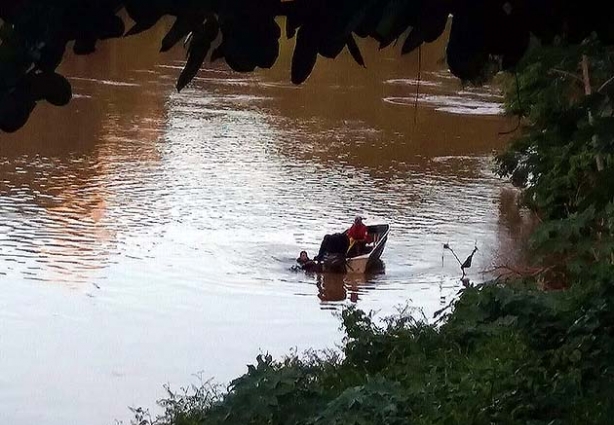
[496,37,614,281]
[127,278,614,425]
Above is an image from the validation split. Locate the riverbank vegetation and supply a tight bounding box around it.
[131,279,614,425]
[496,37,614,288]
[129,38,614,425]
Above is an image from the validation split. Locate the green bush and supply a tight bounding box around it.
[130,277,614,425]
[496,39,614,278]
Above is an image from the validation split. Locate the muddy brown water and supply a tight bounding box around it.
[0,21,527,425]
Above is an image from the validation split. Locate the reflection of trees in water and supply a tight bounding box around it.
[0,156,114,282]
[492,187,537,269]
[0,21,176,284]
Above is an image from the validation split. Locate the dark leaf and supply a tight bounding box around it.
[73,37,97,55]
[354,0,387,38]
[446,11,488,81]
[176,26,212,92]
[98,14,125,40]
[29,72,72,106]
[346,34,365,67]
[161,16,193,52]
[225,53,256,72]
[286,19,297,39]
[246,21,281,69]
[401,28,424,55]
[124,0,167,36]
[419,0,448,42]
[291,25,318,84]
[256,41,279,69]
[376,0,417,49]
[210,44,224,62]
[0,90,35,133]
[285,6,301,39]
[485,7,530,70]
[125,22,155,37]
[203,16,219,41]
[319,38,346,59]
[223,33,257,72]
[461,247,478,269]
[37,41,67,72]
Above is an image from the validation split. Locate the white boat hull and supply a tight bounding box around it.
[345,256,370,274]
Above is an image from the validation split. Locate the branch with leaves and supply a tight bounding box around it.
[443,243,478,282]
[3,0,614,133]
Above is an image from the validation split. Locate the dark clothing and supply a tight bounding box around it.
[346,241,365,258]
[314,232,350,261]
[301,260,322,273]
[294,255,322,273]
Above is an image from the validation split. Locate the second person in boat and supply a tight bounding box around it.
[347,215,369,257]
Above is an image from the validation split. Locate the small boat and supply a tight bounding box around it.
[321,224,390,274]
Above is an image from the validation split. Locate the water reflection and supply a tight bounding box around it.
[314,262,385,306]
[383,72,504,115]
[0,25,173,284]
[317,273,362,304]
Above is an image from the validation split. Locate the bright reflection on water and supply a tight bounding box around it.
[0,20,528,425]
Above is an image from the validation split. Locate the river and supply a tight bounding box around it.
[0,20,527,425]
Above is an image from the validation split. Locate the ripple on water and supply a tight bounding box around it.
[383,95,503,115]
[1,58,512,311]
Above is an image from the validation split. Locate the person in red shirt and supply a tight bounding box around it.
[347,216,369,256]
[347,216,368,240]
[312,216,370,262]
